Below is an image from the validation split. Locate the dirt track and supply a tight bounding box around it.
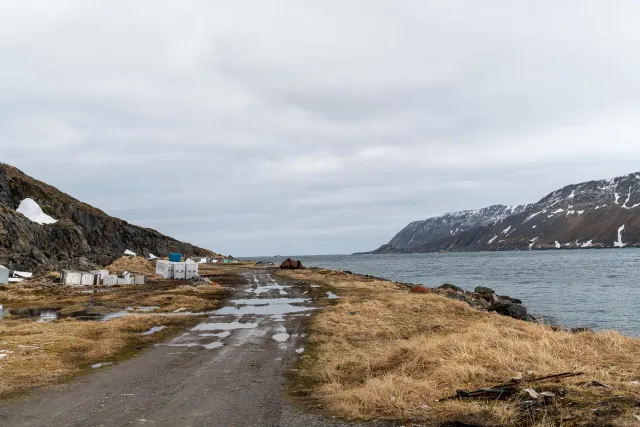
[0,269,381,427]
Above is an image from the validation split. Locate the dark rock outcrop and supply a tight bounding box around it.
[369,171,640,253]
[430,283,533,322]
[489,301,530,321]
[280,258,305,270]
[0,163,214,273]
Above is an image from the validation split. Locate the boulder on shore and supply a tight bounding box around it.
[489,301,530,321]
[280,258,305,270]
[474,286,495,294]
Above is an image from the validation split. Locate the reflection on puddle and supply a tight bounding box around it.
[1,307,103,322]
[101,311,130,322]
[140,326,167,336]
[296,348,305,354]
[192,322,259,332]
[327,292,339,299]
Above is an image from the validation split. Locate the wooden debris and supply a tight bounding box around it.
[438,372,584,402]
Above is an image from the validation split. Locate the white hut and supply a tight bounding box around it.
[173,262,186,280]
[155,260,174,279]
[103,275,118,286]
[61,270,95,286]
[0,265,9,285]
[185,259,199,279]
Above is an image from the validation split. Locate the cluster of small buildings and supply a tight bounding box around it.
[0,251,234,287]
[0,266,34,285]
[59,270,146,286]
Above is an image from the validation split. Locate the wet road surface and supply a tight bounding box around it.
[0,269,382,427]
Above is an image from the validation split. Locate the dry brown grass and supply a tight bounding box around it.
[106,256,157,277]
[278,269,640,427]
[0,279,228,314]
[0,315,195,399]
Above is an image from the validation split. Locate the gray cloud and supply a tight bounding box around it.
[1,1,640,255]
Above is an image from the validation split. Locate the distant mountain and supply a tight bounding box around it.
[0,163,214,272]
[371,172,640,253]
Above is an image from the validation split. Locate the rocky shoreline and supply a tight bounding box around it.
[334,269,592,332]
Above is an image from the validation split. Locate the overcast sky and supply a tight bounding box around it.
[2,1,640,256]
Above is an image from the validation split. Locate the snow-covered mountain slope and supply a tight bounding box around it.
[372,172,640,253]
[374,204,528,252]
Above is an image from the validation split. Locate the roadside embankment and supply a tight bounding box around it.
[277,268,640,427]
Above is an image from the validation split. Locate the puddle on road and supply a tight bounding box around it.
[230,298,309,306]
[248,283,290,296]
[203,342,224,350]
[199,331,231,338]
[192,321,260,332]
[327,292,339,299]
[272,333,290,343]
[216,304,315,316]
[140,326,167,336]
[296,348,305,354]
[92,362,113,369]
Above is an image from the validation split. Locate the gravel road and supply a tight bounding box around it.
[0,269,390,427]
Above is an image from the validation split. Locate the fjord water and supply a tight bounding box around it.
[267,250,639,336]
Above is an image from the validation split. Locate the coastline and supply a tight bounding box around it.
[278,266,640,426]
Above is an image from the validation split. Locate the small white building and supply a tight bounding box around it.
[61,270,96,286]
[185,259,199,279]
[91,270,110,281]
[0,265,9,285]
[173,262,186,279]
[155,260,175,279]
[103,275,119,286]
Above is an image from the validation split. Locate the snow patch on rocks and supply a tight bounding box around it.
[16,198,57,225]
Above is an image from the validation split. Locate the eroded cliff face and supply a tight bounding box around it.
[0,163,214,272]
[373,172,640,253]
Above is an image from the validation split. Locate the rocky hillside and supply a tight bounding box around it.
[372,172,640,253]
[0,163,214,273]
[373,204,528,253]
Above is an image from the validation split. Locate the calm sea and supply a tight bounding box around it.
[250,250,640,336]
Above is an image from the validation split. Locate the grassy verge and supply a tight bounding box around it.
[278,268,640,427]
[0,265,244,400]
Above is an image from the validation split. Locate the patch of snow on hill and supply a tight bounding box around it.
[488,235,498,244]
[614,225,626,248]
[16,198,57,225]
[555,241,561,249]
[502,226,511,235]
[581,240,593,248]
